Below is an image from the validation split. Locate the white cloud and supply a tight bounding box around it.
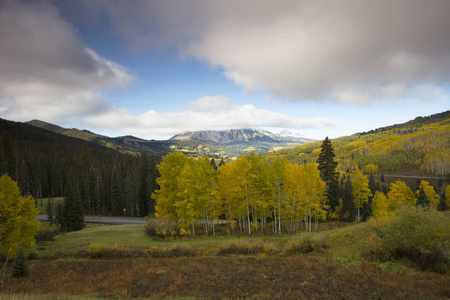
[82,96,336,139]
[0,0,135,123]
[74,0,450,104]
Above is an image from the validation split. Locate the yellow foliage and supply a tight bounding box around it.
[0,175,40,257]
[371,191,393,218]
[363,164,379,174]
[416,181,440,207]
[312,148,321,154]
[387,181,415,211]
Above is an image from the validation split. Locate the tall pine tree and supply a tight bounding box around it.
[416,187,430,207]
[341,174,355,221]
[59,181,85,232]
[317,137,339,214]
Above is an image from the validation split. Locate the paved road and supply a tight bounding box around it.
[37,214,147,225]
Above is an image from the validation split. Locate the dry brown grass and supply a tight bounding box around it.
[2,256,449,299]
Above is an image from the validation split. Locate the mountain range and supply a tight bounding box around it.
[25,120,315,160]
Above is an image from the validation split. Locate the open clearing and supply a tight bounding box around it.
[1,222,449,299]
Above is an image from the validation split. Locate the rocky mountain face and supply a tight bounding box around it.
[171,128,311,144]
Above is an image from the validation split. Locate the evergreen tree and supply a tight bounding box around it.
[0,131,14,176]
[210,158,218,170]
[340,174,355,221]
[416,187,430,207]
[219,157,225,167]
[147,155,159,216]
[137,151,150,217]
[317,137,339,214]
[327,179,341,216]
[18,159,30,196]
[59,181,85,232]
[437,191,447,211]
[47,198,54,225]
[317,137,339,185]
[12,245,29,278]
[110,167,122,216]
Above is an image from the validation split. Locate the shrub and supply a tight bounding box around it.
[145,244,198,258]
[216,239,278,256]
[144,218,180,239]
[368,206,449,272]
[283,235,328,255]
[83,243,142,259]
[34,223,60,243]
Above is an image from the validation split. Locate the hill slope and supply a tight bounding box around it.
[263,111,450,176]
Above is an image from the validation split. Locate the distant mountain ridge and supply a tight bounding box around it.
[24,121,315,159]
[170,128,312,144]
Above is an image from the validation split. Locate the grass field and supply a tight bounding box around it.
[36,197,64,214]
[1,220,449,299]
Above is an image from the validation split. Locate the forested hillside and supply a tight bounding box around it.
[0,118,158,218]
[263,111,450,176]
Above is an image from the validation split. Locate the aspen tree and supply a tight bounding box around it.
[352,168,372,221]
[0,175,40,256]
[154,152,189,220]
[371,191,391,218]
[387,181,415,211]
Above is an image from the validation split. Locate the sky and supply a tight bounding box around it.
[0,0,449,140]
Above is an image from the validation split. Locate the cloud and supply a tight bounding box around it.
[82,96,336,138]
[75,0,450,103]
[0,0,134,123]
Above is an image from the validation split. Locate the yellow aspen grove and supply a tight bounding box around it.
[196,157,219,236]
[285,163,304,232]
[271,158,289,234]
[217,162,240,233]
[247,152,272,234]
[387,181,415,211]
[352,168,372,221]
[299,163,328,232]
[416,180,439,208]
[233,154,253,234]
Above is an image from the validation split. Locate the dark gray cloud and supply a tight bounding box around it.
[67,0,450,103]
[0,0,134,122]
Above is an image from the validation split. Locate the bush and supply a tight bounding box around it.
[368,206,449,273]
[145,244,198,258]
[34,223,60,243]
[216,239,278,256]
[144,218,180,239]
[283,235,328,255]
[80,243,198,259]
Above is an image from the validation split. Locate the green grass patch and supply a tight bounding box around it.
[36,220,374,261]
[37,224,150,256]
[36,197,64,214]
